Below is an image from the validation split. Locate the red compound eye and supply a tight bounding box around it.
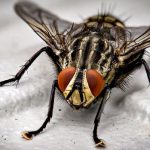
[86,70,105,97]
[58,67,76,92]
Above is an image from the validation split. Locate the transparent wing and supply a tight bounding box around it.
[126,26,150,40]
[118,26,150,56]
[126,26,150,52]
[14,1,76,52]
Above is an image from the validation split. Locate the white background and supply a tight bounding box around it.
[0,0,150,150]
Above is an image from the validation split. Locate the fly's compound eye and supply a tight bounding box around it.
[58,67,76,92]
[86,70,105,97]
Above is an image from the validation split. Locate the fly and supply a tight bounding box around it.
[0,1,150,148]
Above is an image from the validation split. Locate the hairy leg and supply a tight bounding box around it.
[93,88,110,147]
[0,46,51,86]
[22,80,58,140]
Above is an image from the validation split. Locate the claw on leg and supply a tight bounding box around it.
[21,131,33,140]
[95,138,106,147]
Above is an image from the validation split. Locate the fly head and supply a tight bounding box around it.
[57,67,105,108]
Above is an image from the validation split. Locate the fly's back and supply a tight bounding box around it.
[62,15,125,83]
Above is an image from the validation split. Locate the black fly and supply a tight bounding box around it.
[0,1,150,147]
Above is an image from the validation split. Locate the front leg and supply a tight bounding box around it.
[22,80,58,140]
[93,88,111,147]
[0,46,51,86]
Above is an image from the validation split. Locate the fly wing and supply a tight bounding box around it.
[126,26,150,40]
[117,26,150,56]
[14,1,79,70]
[14,2,78,62]
[126,26,150,51]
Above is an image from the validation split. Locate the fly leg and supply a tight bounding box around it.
[0,46,52,86]
[93,88,110,147]
[22,80,58,140]
[141,59,150,83]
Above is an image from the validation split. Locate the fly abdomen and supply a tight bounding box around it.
[85,14,125,29]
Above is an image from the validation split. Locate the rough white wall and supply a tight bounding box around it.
[0,0,150,150]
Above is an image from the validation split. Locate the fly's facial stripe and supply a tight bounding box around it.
[63,68,79,97]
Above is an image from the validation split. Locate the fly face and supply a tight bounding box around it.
[58,67,105,108]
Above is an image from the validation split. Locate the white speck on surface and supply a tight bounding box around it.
[0,0,150,150]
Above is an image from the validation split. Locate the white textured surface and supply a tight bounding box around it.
[0,0,150,150]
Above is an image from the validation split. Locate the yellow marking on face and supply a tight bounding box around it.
[82,70,95,107]
[63,69,96,108]
[71,90,81,105]
[63,69,79,98]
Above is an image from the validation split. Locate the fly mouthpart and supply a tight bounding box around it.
[66,98,86,109]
